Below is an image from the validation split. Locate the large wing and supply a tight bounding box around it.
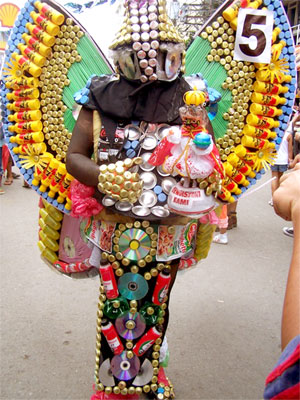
[185,0,297,202]
[0,0,114,274]
[1,0,113,212]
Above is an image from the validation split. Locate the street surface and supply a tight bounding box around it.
[0,170,293,399]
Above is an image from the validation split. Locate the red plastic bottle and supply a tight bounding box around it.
[101,319,124,355]
[133,325,162,357]
[99,260,119,299]
[152,268,171,305]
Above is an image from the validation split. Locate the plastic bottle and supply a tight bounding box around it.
[39,230,59,252]
[140,302,163,325]
[227,153,256,178]
[224,162,250,186]
[38,240,58,264]
[241,135,275,150]
[101,319,124,355]
[255,69,292,84]
[48,162,66,198]
[223,0,248,22]
[103,297,130,319]
[218,187,235,203]
[152,268,171,305]
[32,152,53,186]
[246,113,280,129]
[39,158,60,192]
[5,76,39,89]
[272,27,281,44]
[17,43,46,67]
[251,92,287,107]
[42,200,63,221]
[99,259,119,299]
[230,0,262,30]
[8,120,43,133]
[39,207,61,230]
[222,176,242,195]
[253,81,288,95]
[39,218,60,240]
[6,99,40,111]
[13,142,47,155]
[234,145,255,166]
[25,23,55,47]
[11,53,42,78]
[8,110,42,122]
[250,103,283,117]
[133,325,163,356]
[242,124,276,140]
[30,11,60,36]
[271,40,286,61]
[10,131,44,144]
[22,33,52,58]
[34,1,65,25]
[7,88,40,100]
[57,173,74,203]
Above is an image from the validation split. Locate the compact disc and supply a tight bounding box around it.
[98,358,115,386]
[111,351,140,381]
[132,359,154,386]
[118,228,151,261]
[115,311,146,339]
[118,273,149,300]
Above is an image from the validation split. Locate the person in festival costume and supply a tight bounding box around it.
[66,1,223,398]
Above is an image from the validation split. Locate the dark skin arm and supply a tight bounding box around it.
[66,107,99,186]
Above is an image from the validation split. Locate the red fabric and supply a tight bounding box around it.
[266,344,300,385]
[91,391,139,400]
[2,145,10,171]
[272,383,300,399]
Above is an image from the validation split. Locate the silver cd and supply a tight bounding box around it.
[140,172,157,189]
[99,358,115,386]
[102,195,116,207]
[132,205,151,216]
[161,177,177,194]
[139,190,157,208]
[115,201,132,212]
[125,124,141,141]
[140,152,155,172]
[151,206,170,218]
[132,359,154,386]
[142,135,157,150]
[157,165,170,177]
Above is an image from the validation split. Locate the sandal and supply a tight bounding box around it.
[0,188,5,195]
[4,178,13,185]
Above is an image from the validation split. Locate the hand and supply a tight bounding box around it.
[273,163,300,222]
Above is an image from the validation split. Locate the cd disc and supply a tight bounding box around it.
[132,359,154,386]
[118,273,149,300]
[99,358,115,386]
[118,228,151,261]
[111,351,140,381]
[115,311,146,340]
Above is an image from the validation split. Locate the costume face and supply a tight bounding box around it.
[109,0,186,83]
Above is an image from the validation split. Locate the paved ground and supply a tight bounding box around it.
[0,169,293,400]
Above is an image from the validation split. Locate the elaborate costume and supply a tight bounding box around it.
[0,0,297,398]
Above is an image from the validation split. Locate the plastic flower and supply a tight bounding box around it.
[249,148,277,171]
[255,56,289,84]
[2,57,24,80]
[19,145,52,173]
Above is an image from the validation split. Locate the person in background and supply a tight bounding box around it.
[282,111,300,238]
[269,123,293,207]
[213,204,229,244]
[0,119,4,194]
[264,163,300,399]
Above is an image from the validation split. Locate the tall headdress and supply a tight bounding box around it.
[109,0,186,82]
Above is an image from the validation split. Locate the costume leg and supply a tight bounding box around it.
[92,221,179,399]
